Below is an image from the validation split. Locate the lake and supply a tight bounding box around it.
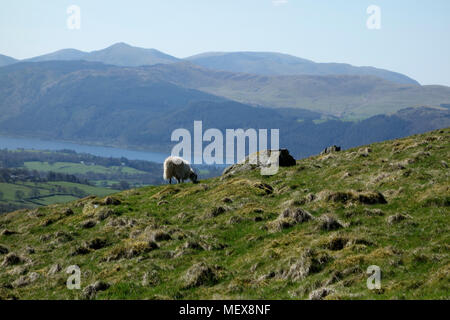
[0,136,168,163]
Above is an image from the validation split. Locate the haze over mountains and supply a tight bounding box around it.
[0,59,449,159]
[0,54,17,67]
[25,43,179,67]
[0,42,418,85]
[186,51,419,85]
[0,42,449,159]
[140,62,450,118]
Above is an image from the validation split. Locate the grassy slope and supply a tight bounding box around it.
[0,129,448,300]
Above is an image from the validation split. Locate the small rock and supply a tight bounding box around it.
[250,263,260,272]
[183,263,219,288]
[222,197,233,204]
[148,230,171,242]
[305,193,316,203]
[206,206,226,218]
[86,238,108,250]
[182,241,203,250]
[227,216,243,225]
[103,196,121,206]
[54,231,73,243]
[83,281,110,299]
[12,272,39,288]
[96,208,116,221]
[1,229,17,236]
[80,220,97,229]
[321,145,341,155]
[142,270,160,286]
[25,246,35,254]
[48,264,62,276]
[364,208,385,216]
[387,213,411,224]
[309,287,333,300]
[358,191,387,204]
[12,276,30,288]
[358,147,372,157]
[258,271,276,281]
[71,246,91,256]
[29,272,40,282]
[9,266,27,276]
[326,236,349,251]
[0,245,9,255]
[319,214,344,231]
[63,208,74,216]
[1,253,23,267]
[280,208,313,224]
[92,281,110,291]
[342,172,352,178]
[41,219,54,227]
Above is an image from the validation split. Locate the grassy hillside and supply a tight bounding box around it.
[0,129,448,300]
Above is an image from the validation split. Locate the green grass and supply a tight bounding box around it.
[34,195,80,206]
[0,128,449,300]
[0,181,117,210]
[24,161,145,175]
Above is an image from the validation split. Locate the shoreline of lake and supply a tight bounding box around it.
[0,135,168,163]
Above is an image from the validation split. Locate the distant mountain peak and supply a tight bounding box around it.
[25,43,179,67]
[0,54,18,67]
[108,42,132,48]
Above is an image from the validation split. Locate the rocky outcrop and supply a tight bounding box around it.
[320,145,341,155]
[222,149,296,178]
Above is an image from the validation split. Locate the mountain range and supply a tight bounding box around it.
[186,51,419,85]
[0,43,449,158]
[0,42,418,85]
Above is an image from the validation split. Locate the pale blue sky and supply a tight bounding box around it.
[0,0,449,85]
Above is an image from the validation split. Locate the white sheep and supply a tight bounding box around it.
[163,156,198,184]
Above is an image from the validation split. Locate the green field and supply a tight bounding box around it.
[0,181,117,210]
[24,161,146,175]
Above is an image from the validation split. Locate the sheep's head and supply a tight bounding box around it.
[189,170,198,184]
